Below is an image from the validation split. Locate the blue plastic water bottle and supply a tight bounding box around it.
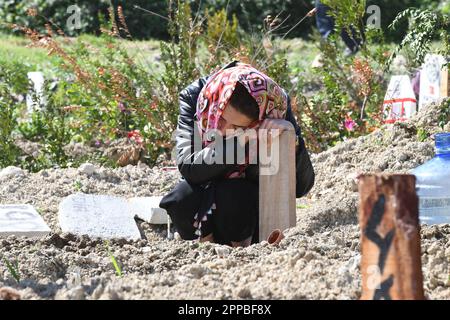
[412,132,450,224]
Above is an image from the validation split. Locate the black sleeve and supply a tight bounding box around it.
[175,77,239,185]
[284,95,315,198]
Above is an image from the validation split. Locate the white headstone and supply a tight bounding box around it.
[26,71,46,114]
[419,54,447,108]
[128,196,171,225]
[383,75,417,123]
[58,193,141,240]
[0,204,51,238]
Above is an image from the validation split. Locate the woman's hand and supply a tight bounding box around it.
[259,118,294,135]
[259,119,294,151]
[267,109,285,120]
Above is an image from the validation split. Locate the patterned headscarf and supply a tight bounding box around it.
[196,63,288,146]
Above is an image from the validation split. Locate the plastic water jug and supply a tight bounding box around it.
[411,133,450,224]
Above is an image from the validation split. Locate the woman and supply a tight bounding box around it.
[160,61,315,247]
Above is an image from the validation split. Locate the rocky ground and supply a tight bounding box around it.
[0,100,449,300]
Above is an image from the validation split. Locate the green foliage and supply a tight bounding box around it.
[296,45,355,151]
[205,9,239,63]
[388,7,450,68]
[438,99,450,129]
[16,81,74,170]
[417,127,430,142]
[158,0,201,137]
[292,1,389,152]
[192,0,317,40]
[105,241,123,277]
[1,256,21,283]
[321,0,366,37]
[2,0,447,42]
[206,9,239,48]
[0,58,28,167]
[7,0,444,165]
[0,0,169,40]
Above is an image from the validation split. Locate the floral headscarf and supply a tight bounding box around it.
[196,63,288,146]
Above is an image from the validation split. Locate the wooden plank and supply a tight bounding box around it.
[358,174,424,300]
[259,129,296,242]
[441,66,449,98]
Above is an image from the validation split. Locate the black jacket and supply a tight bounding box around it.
[175,61,315,198]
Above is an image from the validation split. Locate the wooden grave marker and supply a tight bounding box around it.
[441,65,449,98]
[358,174,424,300]
[258,129,296,242]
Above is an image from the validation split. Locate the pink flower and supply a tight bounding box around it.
[118,102,126,112]
[344,116,356,132]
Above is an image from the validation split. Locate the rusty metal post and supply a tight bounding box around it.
[358,174,424,300]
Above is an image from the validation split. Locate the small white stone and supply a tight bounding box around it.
[237,287,252,299]
[137,161,148,169]
[127,196,171,225]
[78,163,96,175]
[92,284,105,300]
[427,243,440,255]
[0,166,24,180]
[214,246,230,257]
[142,246,152,253]
[303,251,316,262]
[68,286,85,300]
[189,265,207,279]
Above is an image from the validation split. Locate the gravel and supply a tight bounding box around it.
[0,99,449,300]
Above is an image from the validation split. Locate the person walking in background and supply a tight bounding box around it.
[312,0,364,67]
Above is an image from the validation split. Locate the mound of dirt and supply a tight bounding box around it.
[0,99,449,300]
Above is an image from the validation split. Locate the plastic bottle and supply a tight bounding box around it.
[412,132,450,224]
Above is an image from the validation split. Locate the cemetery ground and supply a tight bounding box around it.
[0,100,449,300]
[0,5,449,298]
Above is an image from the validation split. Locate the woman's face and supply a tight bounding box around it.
[217,104,254,137]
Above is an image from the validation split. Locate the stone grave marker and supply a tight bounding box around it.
[58,193,141,240]
[0,204,51,238]
[419,54,447,108]
[128,196,170,224]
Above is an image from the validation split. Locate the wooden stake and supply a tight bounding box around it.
[358,174,424,300]
[259,129,296,242]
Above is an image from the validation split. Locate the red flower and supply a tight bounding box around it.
[127,130,143,145]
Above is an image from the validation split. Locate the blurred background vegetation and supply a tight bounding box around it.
[0,0,449,171]
[1,0,448,41]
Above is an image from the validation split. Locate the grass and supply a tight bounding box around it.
[0,32,321,76]
[105,241,123,277]
[0,32,161,74]
[281,37,321,73]
[0,33,58,69]
[73,180,82,192]
[1,256,21,283]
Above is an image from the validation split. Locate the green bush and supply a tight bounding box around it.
[2,0,447,42]
[0,58,28,167]
[0,0,169,39]
[293,1,390,152]
[8,0,443,166]
[388,6,450,68]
